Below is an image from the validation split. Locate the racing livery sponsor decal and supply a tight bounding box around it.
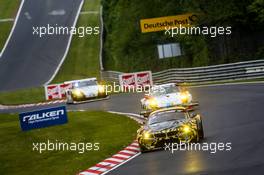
[19,106,68,131]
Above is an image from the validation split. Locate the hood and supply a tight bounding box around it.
[148,119,187,132]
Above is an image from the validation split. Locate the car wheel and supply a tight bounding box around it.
[98,92,107,98]
[139,144,148,153]
[196,117,204,139]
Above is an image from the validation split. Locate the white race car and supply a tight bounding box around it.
[65,78,107,104]
[140,83,198,117]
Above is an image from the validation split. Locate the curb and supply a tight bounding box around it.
[0,100,66,110]
[78,141,140,175]
[78,111,143,175]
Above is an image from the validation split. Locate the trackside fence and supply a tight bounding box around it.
[101,59,264,84]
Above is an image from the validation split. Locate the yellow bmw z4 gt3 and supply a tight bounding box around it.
[137,106,204,153]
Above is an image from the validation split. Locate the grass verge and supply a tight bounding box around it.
[0,87,45,105]
[51,0,101,83]
[0,111,139,175]
[0,0,20,51]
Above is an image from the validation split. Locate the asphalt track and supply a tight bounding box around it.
[1,83,264,174]
[0,0,83,92]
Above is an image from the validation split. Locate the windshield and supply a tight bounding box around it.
[148,111,186,125]
[73,80,97,88]
[150,85,179,96]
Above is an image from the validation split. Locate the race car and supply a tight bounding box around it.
[137,106,204,153]
[65,78,107,104]
[140,83,198,117]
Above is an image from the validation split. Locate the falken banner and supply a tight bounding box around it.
[19,106,68,131]
[140,13,198,33]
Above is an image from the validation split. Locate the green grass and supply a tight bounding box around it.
[0,0,20,51]
[0,87,45,105]
[52,0,101,83]
[0,111,139,175]
[0,0,19,18]
[0,23,12,51]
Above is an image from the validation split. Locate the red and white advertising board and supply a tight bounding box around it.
[45,83,73,100]
[59,83,72,98]
[45,84,61,100]
[119,71,153,90]
[136,71,153,87]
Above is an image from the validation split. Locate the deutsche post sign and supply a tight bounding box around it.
[140,13,198,33]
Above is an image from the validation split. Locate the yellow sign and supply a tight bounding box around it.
[140,13,198,33]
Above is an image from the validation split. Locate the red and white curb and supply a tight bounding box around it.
[0,100,66,110]
[78,141,141,175]
[78,111,144,175]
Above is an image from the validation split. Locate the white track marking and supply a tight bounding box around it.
[44,0,84,85]
[107,111,143,118]
[48,9,66,16]
[0,18,14,22]
[0,0,25,58]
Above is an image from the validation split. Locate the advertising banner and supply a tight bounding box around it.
[19,106,68,131]
[140,13,197,33]
[119,73,136,90]
[45,83,73,100]
[136,71,153,87]
[119,71,153,90]
[59,83,72,98]
[45,84,61,100]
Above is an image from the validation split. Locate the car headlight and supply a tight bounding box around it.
[183,125,191,133]
[98,85,105,93]
[143,131,153,139]
[180,91,190,103]
[72,89,84,98]
[148,98,158,108]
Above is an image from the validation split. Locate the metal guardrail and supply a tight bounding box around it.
[101,59,264,84]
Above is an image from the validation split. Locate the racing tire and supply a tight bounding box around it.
[98,92,107,98]
[139,144,149,153]
[196,117,204,139]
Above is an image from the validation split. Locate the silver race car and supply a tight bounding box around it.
[65,78,107,104]
[140,83,198,117]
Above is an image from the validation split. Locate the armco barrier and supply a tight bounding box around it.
[101,59,264,84]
